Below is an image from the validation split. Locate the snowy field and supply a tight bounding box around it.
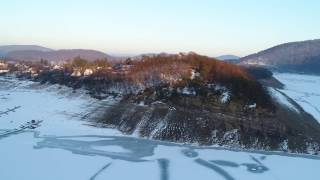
[0,76,320,180]
[274,73,320,122]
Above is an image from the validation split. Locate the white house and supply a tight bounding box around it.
[0,61,8,68]
[53,65,62,70]
[0,61,9,74]
[83,68,94,76]
[71,69,82,77]
[26,67,38,76]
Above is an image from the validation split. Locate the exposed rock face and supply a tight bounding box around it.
[240,39,320,74]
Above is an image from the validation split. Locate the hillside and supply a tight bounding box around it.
[93,54,320,152]
[6,49,112,62]
[0,44,118,62]
[240,39,320,74]
[1,74,319,179]
[0,45,52,57]
[18,53,320,153]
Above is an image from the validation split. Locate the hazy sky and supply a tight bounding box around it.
[1,0,320,57]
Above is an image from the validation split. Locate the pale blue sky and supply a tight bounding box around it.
[1,0,320,56]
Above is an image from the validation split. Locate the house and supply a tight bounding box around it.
[83,68,94,76]
[112,64,133,74]
[0,61,9,74]
[71,69,82,77]
[53,65,62,70]
[26,67,39,77]
[0,61,8,68]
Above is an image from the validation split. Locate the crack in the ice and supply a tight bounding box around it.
[195,158,235,180]
[157,159,169,180]
[0,106,21,117]
[89,162,112,180]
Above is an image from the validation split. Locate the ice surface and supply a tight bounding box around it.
[93,145,131,153]
[268,87,299,112]
[0,76,320,180]
[274,73,320,122]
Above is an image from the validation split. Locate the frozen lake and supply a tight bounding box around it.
[0,75,320,180]
[274,73,320,122]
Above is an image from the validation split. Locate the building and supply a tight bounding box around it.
[0,61,8,68]
[71,69,82,77]
[83,68,94,76]
[0,61,9,74]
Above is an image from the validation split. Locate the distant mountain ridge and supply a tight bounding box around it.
[216,54,240,60]
[6,49,112,62]
[0,45,52,57]
[0,45,114,62]
[240,39,320,74]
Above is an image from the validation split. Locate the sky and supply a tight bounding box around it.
[1,0,320,57]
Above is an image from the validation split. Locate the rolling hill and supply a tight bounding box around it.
[6,49,112,62]
[0,45,114,62]
[216,54,240,60]
[0,45,52,57]
[240,39,320,74]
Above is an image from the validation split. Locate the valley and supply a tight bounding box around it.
[2,1,320,179]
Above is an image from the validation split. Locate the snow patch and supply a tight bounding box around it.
[222,129,240,145]
[279,140,289,152]
[0,69,9,73]
[220,91,230,103]
[190,69,200,80]
[138,101,145,106]
[182,87,196,95]
[248,103,257,109]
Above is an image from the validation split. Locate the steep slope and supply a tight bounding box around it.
[240,39,320,74]
[81,53,319,153]
[15,52,320,153]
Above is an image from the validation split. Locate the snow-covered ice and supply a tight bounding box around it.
[0,76,320,180]
[274,73,320,122]
[268,87,299,112]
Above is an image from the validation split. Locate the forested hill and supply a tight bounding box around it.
[0,45,114,62]
[240,39,320,74]
[4,52,320,153]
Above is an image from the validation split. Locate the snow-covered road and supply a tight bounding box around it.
[0,75,320,180]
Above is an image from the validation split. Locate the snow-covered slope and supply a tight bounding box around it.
[274,73,320,122]
[0,76,320,180]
